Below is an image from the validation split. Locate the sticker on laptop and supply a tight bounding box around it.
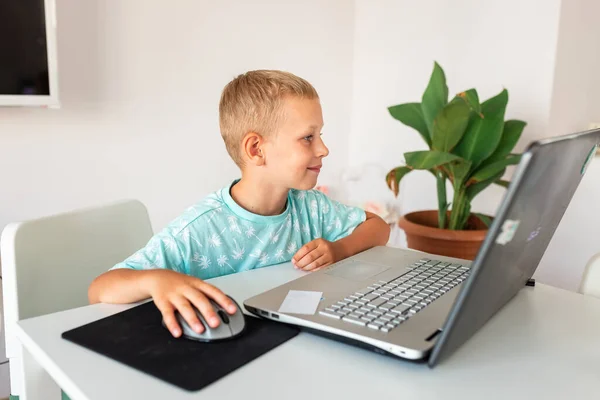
[278,290,323,315]
[496,219,520,245]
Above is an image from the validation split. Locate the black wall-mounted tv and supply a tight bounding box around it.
[0,0,59,106]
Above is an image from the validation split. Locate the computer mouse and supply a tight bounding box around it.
[164,295,246,342]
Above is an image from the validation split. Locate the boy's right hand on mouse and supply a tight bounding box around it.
[146,269,237,338]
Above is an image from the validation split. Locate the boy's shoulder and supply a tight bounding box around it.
[166,189,227,236]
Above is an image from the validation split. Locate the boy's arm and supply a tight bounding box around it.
[89,224,189,304]
[88,227,237,338]
[88,268,155,304]
[334,211,391,260]
[88,267,237,338]
[293,211,390,271]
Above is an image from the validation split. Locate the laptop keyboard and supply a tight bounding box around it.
[319,258,470,333]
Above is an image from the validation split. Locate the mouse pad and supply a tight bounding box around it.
[61,301,300,391]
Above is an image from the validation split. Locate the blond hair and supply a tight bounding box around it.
[219,70,319,167]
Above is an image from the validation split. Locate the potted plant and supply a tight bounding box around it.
[386,62,526,260]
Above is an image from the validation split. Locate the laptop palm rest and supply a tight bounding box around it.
[325,261,390,282]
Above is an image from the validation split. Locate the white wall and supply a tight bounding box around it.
[347,0,600,291]
[349,0,562,218]
[536,0,600,290]
[0,0,355,234]
[0,1,355,395]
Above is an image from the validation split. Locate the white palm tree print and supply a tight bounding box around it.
[348,212,358,223]
[217,255,235,272]
[192,253,211,270]
[310,200,319,218]
[185,205,200,216]
[335,217,342,230]
[231,239,245,260]
[146,238,160,254]
[208,233,222,248]
[269,225,285,244]
[293,220,300,232]
[275,249,286,262]
[259,253,269,265]
[250,250,269,264]
[321,201,330,215]
[152,256,165,268]
[245,225,265,244]
[180,228,204,248]
[163,237,178,252]
[287,242,298,255]
[228,215,241,234]
[302,223,311,236]
[174,219,190,234]
[248,249,267,265]
[206,207,223,223]
[297,191,307,200]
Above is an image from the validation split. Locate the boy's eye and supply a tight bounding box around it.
[303,135,314,142]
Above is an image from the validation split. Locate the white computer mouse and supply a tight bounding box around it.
[163,295,246,342]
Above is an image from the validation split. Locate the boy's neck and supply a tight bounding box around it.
[230,176,290,216]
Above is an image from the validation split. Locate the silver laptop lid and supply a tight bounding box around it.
[429,129,600,367]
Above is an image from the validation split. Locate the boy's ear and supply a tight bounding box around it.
[241,132,265,166]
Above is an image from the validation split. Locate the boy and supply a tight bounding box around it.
[88,70,390,338]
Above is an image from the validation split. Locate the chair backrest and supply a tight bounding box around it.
[1,199,153,360]
[580,252,600,298]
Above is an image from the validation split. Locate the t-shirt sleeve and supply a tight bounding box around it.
[311,190,367,242]
[110,228,187,274]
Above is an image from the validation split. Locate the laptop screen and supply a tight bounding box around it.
[429,129,600,367]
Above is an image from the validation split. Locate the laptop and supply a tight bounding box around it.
[244,128,600,367]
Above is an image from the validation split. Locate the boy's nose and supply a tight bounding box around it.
[316,137,329,158]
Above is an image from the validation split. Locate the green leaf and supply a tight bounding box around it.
[486,120,526,164]
[494,179,510,189]
[385,166,412,197]
[404,150,461,170]
[474,213,492,227]
[466,169,505,201]
[468,154,520,184]
[448,158,472,190]
[453,89,508,168]
[431,100,470,152]
[457,89,482,116]
[388,102,431,147]
[421,62,448,137]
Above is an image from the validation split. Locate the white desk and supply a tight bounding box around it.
[15,262,600,400]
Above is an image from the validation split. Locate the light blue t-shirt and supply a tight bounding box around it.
[111,180,367,279]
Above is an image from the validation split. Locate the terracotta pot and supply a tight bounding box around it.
[398,210,489,261]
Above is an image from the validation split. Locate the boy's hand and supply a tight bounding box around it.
[146,269,237,338]
[292,238,345,271]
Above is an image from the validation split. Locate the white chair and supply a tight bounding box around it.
[1,200,153,400]
[580,252,600,299]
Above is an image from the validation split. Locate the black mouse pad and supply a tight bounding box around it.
[61,301,300,391]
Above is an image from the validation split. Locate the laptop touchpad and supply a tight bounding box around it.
[325,262,389,282]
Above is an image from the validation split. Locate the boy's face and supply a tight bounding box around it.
[263,96,329,190]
